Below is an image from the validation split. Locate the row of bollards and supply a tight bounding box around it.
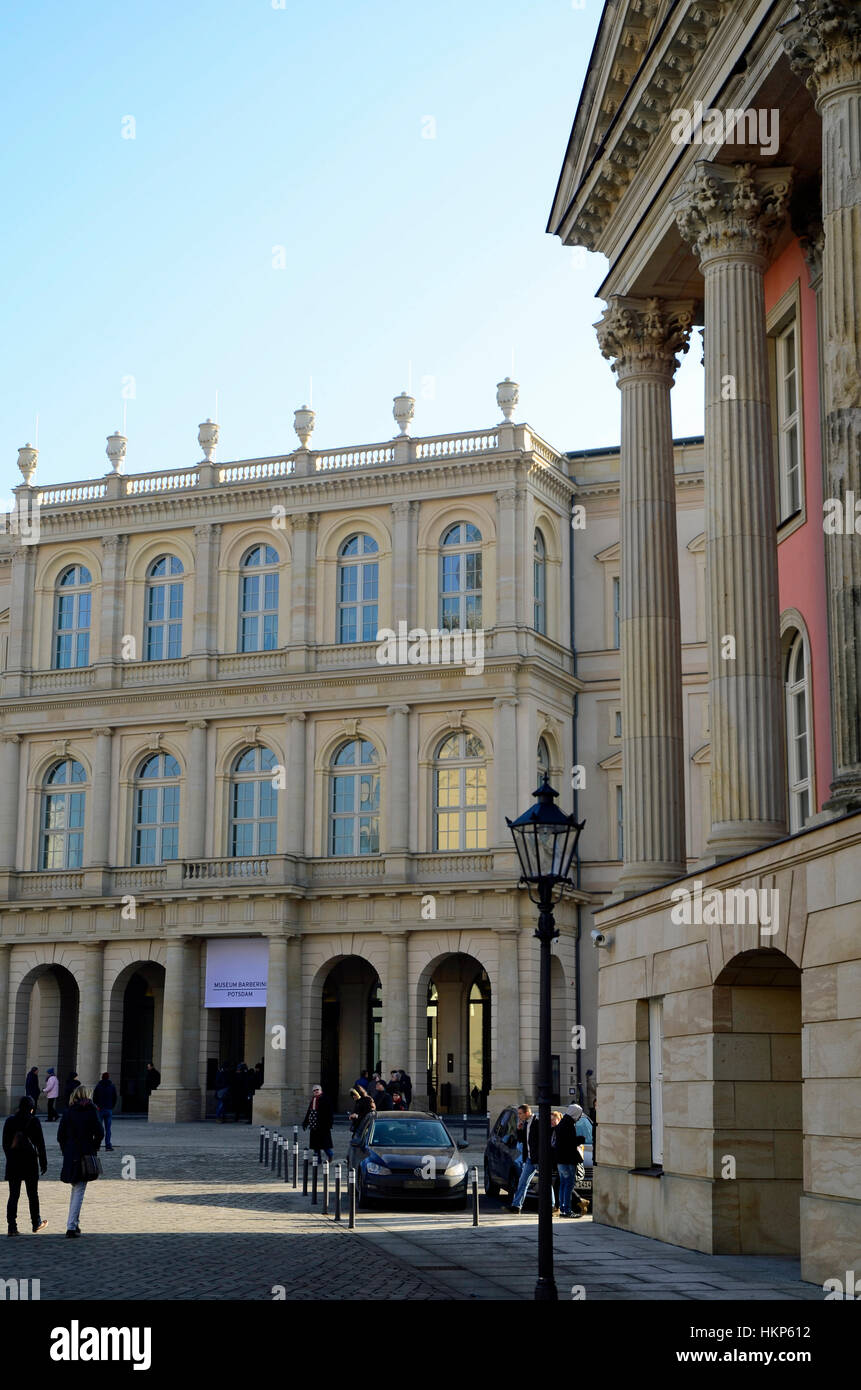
[256,1127,478,1229]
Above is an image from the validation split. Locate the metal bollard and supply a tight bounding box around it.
[293,1124,299,1151]
[311,1154,319,1205]
[292,1141,299,1188]
[263,1128,270,1166]
[348,1167,356,1228]
[334,1164,342,1222]
[276,1135,283,1177]
[471,1166,479,1226]
[302,1149,309,1195]
[259,1126,265,1163]
[462,1113,469,1146]
[283,1136,289,1182]
[322,1160,330,1215]
[486,1112,491,1141]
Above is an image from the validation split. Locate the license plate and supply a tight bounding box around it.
[578,1181,592,1190]
[404,1179,429,1189]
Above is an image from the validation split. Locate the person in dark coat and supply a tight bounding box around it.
[3,1096,48,1235]
[507,1104,540,1213]
[353,1072,371,1095]
[348,1087,374,1131]
[25,1069,40,1108]
[232,1063,253,1124]
[92,1073,118,1152]
[145,1063,161,1105]
[394,1069,413,1108]
[214,1065,231,1122]
[372,1081,391,1111]
[302,1085,334,1160]
[553,1108,588,1218]
[57,1086,104,1238]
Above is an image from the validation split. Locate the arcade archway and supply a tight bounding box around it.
[317,956,382,1108]
[11,964,79,1102]
[105,961,165,1113]
[423,953,491,1115]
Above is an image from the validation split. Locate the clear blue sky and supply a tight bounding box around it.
[0,0,704,494]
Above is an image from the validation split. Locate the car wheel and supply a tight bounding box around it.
[484,1162,501,1198]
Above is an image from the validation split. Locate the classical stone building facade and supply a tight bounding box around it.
[0,403,597,1127]
[549,0,861,1283]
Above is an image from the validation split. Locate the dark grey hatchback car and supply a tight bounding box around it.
[347,1111,469,1207]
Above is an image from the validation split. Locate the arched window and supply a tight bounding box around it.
[41,759,87,869]
[330,738,379,856]
[54,566,92,669]
[134,753,181,864]
[230,746,278,856]
[145,556,184,661]
[537,738,551,787]
[433,732,487,851]
[785,632,812,831]
[338,534,379,643]
[534,529,546,633]
[239,545,279,653]
[439,522,482,631]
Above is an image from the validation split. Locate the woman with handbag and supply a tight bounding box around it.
[57,1085,104,1239]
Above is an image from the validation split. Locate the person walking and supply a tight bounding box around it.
[3,1097,48,1235]
[302,1085,334,1161]
[25,1069,40,1110]
[214,1064,231,1122]
[41,1069,59,1122]
[552,1109,585,1218]
[92,1073,118,1152]
[506,1104,539,1213]
[145,1062,161,1106]
[57,1086,104,1238]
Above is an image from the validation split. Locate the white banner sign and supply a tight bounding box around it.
[205,937,268,1008]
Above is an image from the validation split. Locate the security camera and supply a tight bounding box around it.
[591,929,609,948]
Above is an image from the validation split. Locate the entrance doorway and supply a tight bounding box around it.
[426,955,490,1113]
[319,956,380,1107]
[11,965,79,1108]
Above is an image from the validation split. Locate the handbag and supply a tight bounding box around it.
[79,1153,102,1181]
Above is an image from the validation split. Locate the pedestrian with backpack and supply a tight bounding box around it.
[3,1096,48,1236]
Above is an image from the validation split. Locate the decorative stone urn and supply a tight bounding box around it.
[294,405,315,448]
[496,377,519,421]
[393,391,415,436]
[106,431,127,474]
[17,445,38,485]
[198,418,219,462]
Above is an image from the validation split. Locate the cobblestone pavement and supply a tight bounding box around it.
[1,1120,824,1301]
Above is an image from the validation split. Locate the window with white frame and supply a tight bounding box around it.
[330,738,379,856]
[338,534,379,643]
[230,746,278,856]
[54,566,92,669]
[434,732,487,851]
[533,529,546,634]
[439,523,482,631]
[785,631,812,830]
[145,556,184,661]
[775,317,802,521]
[239,545,279,652]
[134,753,181,863]
[41,758,87,869]
[537,737,551,787]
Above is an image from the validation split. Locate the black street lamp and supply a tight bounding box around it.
[507,774,584,1302]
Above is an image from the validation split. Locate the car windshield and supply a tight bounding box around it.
[370,1120,451,1148]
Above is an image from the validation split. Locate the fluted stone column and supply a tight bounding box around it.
[495,487,518,650]
[381,932,409,1075]
[184,721,208,860]
[488,928,521,1114]
[784,1,861,812]
[493,698,519,845]
[0,945,11,1115]
[149,936,201,1122]
[596,297,694,891]
[288,513,317,664]
[0,736,21,869]
[285,714,306,856]
[77,942,104,1089]
[96,534,127,688]
[284,933,304,1117]
[386,704,410,853]
[4,545,37,696]
[673,162,793,858]
[391,500,412,626]
[256,934,289,1124]
[88,728,113,867]
[190,522,221,679]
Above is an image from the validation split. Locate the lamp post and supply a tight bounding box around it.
[507,775,584,1302]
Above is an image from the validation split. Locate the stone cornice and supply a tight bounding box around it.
[571,471,704,499]
[672,161,794,268]
[595,296,696,381]
[781,0,861,104]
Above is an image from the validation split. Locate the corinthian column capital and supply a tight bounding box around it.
[672,161,794,268]
[595,296,695,383]
[781,0,861,103]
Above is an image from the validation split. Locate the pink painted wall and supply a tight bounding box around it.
[765,238,832,809]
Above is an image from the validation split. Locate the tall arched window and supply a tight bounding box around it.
[338,534,379,643]
[134,753,181,863]
[145,556,184,661]
[54,566,92,669]
[41,759,87,869]
[433,732,487,851]
[230,746,278,855]
[785,632,812,830]
[330,738,379,856]
[537,737,551,787]
[439,522,482,631]
[239,545,279,652]
[534,529,546,633]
